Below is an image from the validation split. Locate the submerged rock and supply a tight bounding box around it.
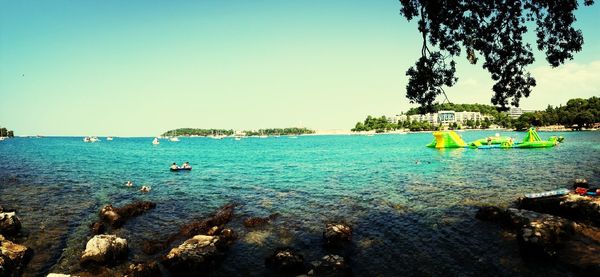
[90,221,106,235]
[517,194,600,228]
[144,204,235,255]
[243,213,280,228]
[265,247,305,275]
[323,223,352,246]
[163,235,225,275]
[80,234,128,266]
[0,234,31,276]
[0,212,22,236]
[308,254,349,277]
[123,261,161,277]
[99,201,156,228]
[179,204,234,237]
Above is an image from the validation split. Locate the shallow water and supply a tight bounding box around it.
[1,131,599,276]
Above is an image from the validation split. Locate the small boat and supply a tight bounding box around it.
[169,137,180,142]
[152,137,160,145]
[235,137,242,141]
[289,136,298,139]
[106,137,113,141]
[170,167,192,172]
[524,188,569,199]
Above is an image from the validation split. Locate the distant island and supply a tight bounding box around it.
[0,126,15,138]
[352,97,600,132]
[162,127,315,137]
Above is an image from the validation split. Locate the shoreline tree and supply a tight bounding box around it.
[398,0,595,111]
[0,127,15,137]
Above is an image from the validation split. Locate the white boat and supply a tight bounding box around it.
[259,135,268,138]
[169,137,180,142]
[234,137,242,141]
[106,137,113,141]
[152,137,160,145]
[0,137,5,141]
[83,137,90,142]
[289,136,298,139]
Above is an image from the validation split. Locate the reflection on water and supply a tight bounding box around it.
[0,131,599,276]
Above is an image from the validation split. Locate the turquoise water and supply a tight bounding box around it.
[1,131,599,276]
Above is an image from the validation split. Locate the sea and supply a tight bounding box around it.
[1,131,599,276]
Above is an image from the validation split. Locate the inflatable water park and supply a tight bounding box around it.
[426,127,564,149]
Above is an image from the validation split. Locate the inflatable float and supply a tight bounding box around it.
[170,167,192,172]
[426,128,560,149]
[425,131,467,148]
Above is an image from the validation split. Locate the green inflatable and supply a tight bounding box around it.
[426,131,467,148]
[426,128,560,149]
[513,128,558,148]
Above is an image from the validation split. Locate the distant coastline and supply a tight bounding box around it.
[161,127,315,137]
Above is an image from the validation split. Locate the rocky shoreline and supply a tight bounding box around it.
[476,183,600,275]
[1,202,353,277]
[3,180,600,276]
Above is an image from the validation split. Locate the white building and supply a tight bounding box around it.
[508,107,536,119]
[394,110,491,126]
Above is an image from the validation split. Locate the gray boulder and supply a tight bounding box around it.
[323,223,352,246]
[0,212,21,236]
[0,234,31,276]
[80,234,128,266]
[163,235,225,274]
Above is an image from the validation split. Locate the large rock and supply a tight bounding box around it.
[517,194,600,228]
[265,247,305,275]
[308,254,349,276]
[478,206,600,274]
[80,234,128,266]
[163,235,225,274]
[510,208,577,258]
[99,201,156,228]
[0,234,31,276]
[0,212,21,236]
[323,223,352,246]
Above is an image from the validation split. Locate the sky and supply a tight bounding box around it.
[1,0,599,136]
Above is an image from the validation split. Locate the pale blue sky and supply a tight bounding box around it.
[1,0,599,136]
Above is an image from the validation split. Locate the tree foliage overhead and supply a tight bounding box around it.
[398,0,595,110]
[405,102,500,116]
